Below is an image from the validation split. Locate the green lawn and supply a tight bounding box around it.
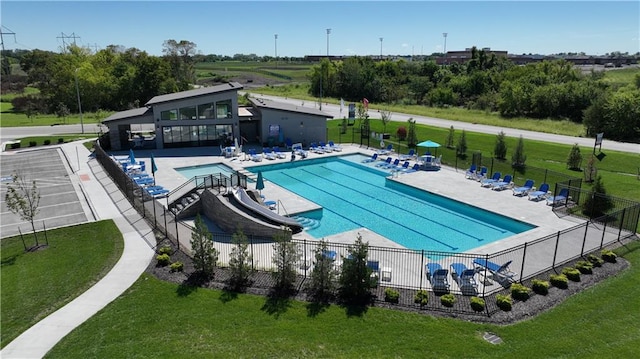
[0,221,124,348]
[46,242,640,358]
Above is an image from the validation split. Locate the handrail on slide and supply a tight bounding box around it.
[232,187,302,233]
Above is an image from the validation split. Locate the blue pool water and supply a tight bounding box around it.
[248,155,535,253]
[175,163,236,179]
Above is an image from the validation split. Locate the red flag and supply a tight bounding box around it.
[363,98,369,110]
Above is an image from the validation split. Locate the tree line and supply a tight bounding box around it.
[309,47,640,142]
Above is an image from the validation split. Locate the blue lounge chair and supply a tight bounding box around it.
[528,183,550,201]
[402,163,421,173]
[272,146,287,159]
[464,164,477,179]
[480,172,501,187]
[363,153,378,163]
[473,258,517,284]
[146,187,169,197]
[474,167,488,181]
[426,263,450,292]
[512,179,534,196]
[546,188,569,206]
[377,144,393,155]
[263,147,276,160]
[292,143,308,158]
[135,177,154,186]
[491,174,513,191]
[247,149,262,162]
[375,157,392,167]
[319,142,332,152]
[328,141,343,152]
[392,161,410,172]
[382,158,400,169]
[399,149,415,160]
[322,250,337,261]
[450,263,478,295]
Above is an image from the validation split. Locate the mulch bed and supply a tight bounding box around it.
[147,240,630,325]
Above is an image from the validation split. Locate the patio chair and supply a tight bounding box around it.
[375,157,393,167]
[491,174,513,191]
[328,141,343,152]
[512,179,535,197]
[262,147,276,160]
[426,263,450,292]
[546,188,570,206]
[480,172,501,187]
[464,164,477,179]
[474,167,488,181]
[272,146,287,159]
[362,153,378,163]
[450,263,479,296]
[473,258,517,284]
[528,183,550,201]
[399,149,416,161]
[377,144,393,155]
[402,163,421,173]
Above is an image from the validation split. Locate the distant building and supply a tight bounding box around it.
[437,47,508,65]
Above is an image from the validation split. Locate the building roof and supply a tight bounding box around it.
[249,97,333,118]
[145,82,243,106]
[102,107,153,123]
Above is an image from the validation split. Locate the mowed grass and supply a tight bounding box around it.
[0,220,124,348]
[327,119,640,202]
[47,242,640,358]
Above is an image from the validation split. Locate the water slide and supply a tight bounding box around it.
[231,188,303,234]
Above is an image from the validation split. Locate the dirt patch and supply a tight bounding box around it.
[147,241,630,324]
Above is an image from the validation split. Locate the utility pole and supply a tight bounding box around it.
[274,34,278,68]
[442,32,448,65]
[326,28,331,57]
[57,32,81,53]
[379,37,383,60]
[74,68,84,134]
[0,26,16,76]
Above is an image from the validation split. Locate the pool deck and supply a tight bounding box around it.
[136,144,583,255]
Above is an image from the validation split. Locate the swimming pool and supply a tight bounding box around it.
[175,163,236,179]
[249,155,535,253]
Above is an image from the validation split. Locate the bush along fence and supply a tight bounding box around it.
[94,139,639,317]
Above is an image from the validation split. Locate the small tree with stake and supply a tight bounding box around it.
[494,131,507,160]
[272,227,298,296]
[227,227,253,292]
[307,240,337,303]
[511,135,527,169]
[566,143,582,170]
[5,172,42,251]
[338,234,375,306]
[190,214,219,282]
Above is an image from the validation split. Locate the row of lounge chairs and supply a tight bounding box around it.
[426,258,517,295]
[368,156,421,173]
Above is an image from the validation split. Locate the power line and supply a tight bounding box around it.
[1,25,17,75]
[56,32,81,53]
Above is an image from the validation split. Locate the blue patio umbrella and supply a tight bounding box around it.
[129,149,136,165]
[417,140,441,155]
[256,171,265,194]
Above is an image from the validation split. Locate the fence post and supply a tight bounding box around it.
[175,216,179,250]
[419,250,424,290]
[303,239,308,279]
[581,221,590,257]
[599,218,608,249]
[163,207,168,236]
[519,242,527,283]
[250,235,255,270]
[552,231,561,271]
[543,169,548,186]
[617,208,626,241]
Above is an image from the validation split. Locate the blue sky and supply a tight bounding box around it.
[2,1,638,57]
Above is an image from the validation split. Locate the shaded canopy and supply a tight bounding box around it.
[417,140,441,148]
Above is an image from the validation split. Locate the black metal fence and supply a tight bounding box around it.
[94,139,639,317]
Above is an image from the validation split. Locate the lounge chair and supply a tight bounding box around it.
[402,163,421,173]
[474,167,488,181]
[433,154,442,167]
[309,143,324,154]
[247,149,263,162]
[528,183,550,201]
[392,161,410,172]
[426,263,450,292]
[322,250,337,261]
[450,263,478,296]
[491,174,513,191]
[292,143,308,158]
[473,258,517,284]
[464,164,477,179]
[546,188,569,206]
[272,147,287,159]
[319,142,332,152]
[146,187,169,197]
[362,153,378,163]
[512,179,534,196]
[375,157,392,167]
[135,177,154,186]
[382,158,400,169]
[262,147,276,160]
[399,149,416,160]
[328,141,343,152]
[480,172,501,187]
[377,144,393,155]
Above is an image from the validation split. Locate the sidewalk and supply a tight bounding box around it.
[1,142,155,359]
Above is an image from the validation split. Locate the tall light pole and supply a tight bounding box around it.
[74,68,84,134]
[326,28,331,57]
[379,37,383,60]
[274,34,278,68]
[442,32,448,65]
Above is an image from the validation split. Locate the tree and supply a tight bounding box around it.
[55,102,70,124]
[4,172,41,250]
[307,240,337,303]
[227,227,253,292]
[162,39,197,90]
[456,130,467,158]
[380,108,392,134]
[338,234,375,306]
[582,175,614,218]
[445,126,455,149]
[190,214,218,280]
[566,143,582,170]
[407,117,417,148]
[271,228,298,296]
[494,131,507,160]
[511,135,527,168]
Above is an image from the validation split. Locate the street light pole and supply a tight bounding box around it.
[379,37,383,60]
[74,68,84,134]
[442,32,448,65]
[274,34,278,68]
[326,28,331,57]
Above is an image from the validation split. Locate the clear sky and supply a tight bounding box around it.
[2,1,638,57]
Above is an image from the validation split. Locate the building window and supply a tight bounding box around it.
[161,109,178,121]
[216,99,232,119]
[179,106,197,120]
[198,103,214,119]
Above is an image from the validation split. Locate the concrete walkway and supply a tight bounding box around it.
[1,142,155,359]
